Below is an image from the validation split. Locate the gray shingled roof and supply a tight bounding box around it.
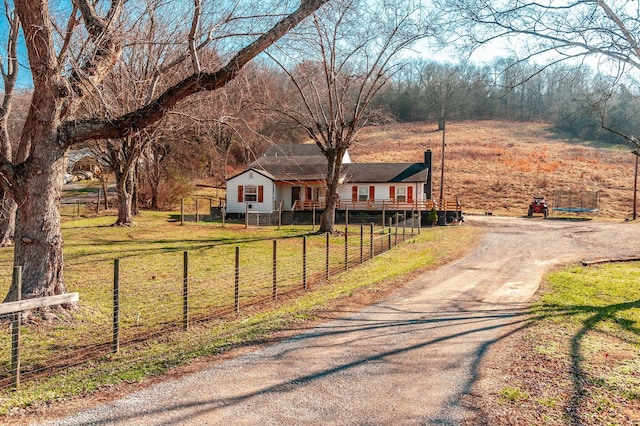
[262,144,324,158]
[246,143,328,181]
[252,163,328,181]
[343,163,428,183]
[234,144,429,183]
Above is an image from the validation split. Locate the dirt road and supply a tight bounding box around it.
[40,216,640,425]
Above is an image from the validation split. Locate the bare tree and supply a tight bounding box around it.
[268,0,430,233]
[438,0,640,142]
[0,4,20,247]
[85,3,218,226]
[2,0,328,303]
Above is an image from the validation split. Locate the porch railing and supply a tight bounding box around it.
[291,198,461,212]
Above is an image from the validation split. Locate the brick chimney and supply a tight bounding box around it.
[424,149,432,199]
[424,149,432,167]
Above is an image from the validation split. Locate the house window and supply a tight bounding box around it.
[358,186,369,201]
[308,187,325,201]
[245,185,257,202]
[396,187,407,202]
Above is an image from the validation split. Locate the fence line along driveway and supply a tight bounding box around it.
[40,215,640,425]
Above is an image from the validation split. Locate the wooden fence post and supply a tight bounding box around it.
[388,217,392,251]
[369,222,374,260]
[113,259,120,354]
[360,225,364,264]
[235,247,240,313]
[395,213,399,246]
[272,240,277,301]
[180,199,184,225]
[411,209,415,236]
[183,251,189,331]
[11,266,21,389]
[344,226,348,270]
[195,198,199,223]
[403,211,406,241]
[325,232,330,280]
[303,235,307,290]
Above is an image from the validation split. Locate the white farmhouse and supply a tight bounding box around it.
[225,143,434,216]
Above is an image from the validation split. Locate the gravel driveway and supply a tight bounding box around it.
[39,215,640,425]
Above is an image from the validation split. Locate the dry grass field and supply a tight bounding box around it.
[350,120,636,219]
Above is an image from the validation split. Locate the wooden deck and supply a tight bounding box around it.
[292,199,461,212]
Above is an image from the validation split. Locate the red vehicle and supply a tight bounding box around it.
[528,196,549,217]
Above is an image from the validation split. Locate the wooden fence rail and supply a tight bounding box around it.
[1,266,79,389]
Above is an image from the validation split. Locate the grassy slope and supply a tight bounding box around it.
[352,120,634,219]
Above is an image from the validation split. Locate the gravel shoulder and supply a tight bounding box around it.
[31,216,640,425]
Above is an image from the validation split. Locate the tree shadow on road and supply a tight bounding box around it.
[531,299,640,425]
[58,304,537,425]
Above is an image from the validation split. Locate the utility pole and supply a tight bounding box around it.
[439,116,446,204]
[633,146,639,220]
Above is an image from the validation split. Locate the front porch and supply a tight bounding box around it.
[292,198,461,212]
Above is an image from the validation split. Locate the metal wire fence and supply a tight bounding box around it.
[552,190,600,213]
[0,218,421,389]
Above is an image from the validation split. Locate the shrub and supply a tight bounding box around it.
[427,206,438,226]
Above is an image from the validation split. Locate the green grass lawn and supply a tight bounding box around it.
[0,211,482,414]
[497,262,640,425]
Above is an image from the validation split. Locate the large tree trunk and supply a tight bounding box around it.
[319,193,337,233]
[150,180,160,210]
[99,174,109,210]
[319,148,344,234]
[0,193,17,247]
[8,137,67,302]
[148,151,162,210]
[115,163,136,226]
[132,163,140,216]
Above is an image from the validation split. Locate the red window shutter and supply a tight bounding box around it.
[369,186,375,201]
[352,186,357,202]
[238,185,244,202]
[407,186,414,202]
[389,186,395,199]
[258,186,264,203]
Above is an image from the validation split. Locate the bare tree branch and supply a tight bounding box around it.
[439,0,640,71]
[189,0,202,74]
[55,5,80,67]
[60,0,329,147]
[0,0,20,158]
[66,0,124,99]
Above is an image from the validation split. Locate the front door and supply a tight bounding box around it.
[292,187,301,209]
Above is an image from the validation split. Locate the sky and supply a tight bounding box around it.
[1,1,633,92]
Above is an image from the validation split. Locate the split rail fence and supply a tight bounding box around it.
[0,214,421,390]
